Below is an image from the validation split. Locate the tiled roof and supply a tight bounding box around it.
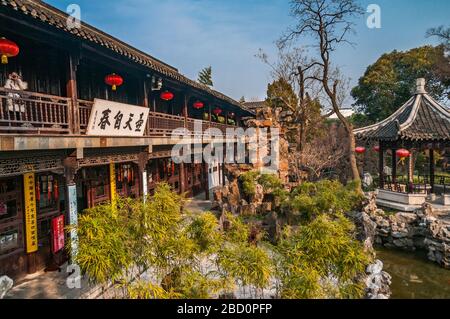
[354,85,450,142]
[243,101,267,110]
[1,0,250,113]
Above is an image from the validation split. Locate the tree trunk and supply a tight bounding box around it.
[348,131,361,184]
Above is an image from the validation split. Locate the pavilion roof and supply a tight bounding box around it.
[353,79,450,142]
[1,0,252,114]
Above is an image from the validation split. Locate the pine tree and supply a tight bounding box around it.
[198,66,213,87]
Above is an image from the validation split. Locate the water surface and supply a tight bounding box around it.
[376,247,450,299]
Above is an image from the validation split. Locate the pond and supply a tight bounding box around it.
[376,247,450,299]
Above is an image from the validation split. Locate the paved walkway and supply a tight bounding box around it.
[4,267,100,299]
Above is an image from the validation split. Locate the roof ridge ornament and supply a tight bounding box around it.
[415,78,427,94]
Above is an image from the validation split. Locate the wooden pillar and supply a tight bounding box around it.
[379,142,384,189]
[137,152,148,198]
[180,162,186,194]
[203,161,209,200]
[391,148,397,185]
[64,155,78,263]
[66,53,80,135]
[430,148,435,194]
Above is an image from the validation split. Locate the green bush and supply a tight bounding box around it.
[240,171,259,196]
[288,180,364,221]
[275,214,370,299]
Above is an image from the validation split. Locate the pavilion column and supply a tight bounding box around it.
[430,148,435,194]
[391,148,397,186]
[180,161,186,194]
[378,142,384,189]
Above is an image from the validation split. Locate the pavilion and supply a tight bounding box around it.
[354,79,450,211]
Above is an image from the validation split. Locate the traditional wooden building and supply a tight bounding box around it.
[354,78,450,211]
[0,0,253,281]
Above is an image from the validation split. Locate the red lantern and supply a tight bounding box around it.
[0,38,19,64]
[105,73,123,91]
[160,91,174,101]
[213,107,222,116]
[355,146,366,154]
[373,145,380,152]
[193,101,204,109]
[396,149,410,159]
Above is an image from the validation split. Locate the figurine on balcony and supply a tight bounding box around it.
[4,72,28,123]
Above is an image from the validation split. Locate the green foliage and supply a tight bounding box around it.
[127,281,182,299]
[223,212,250,244]
[351,45,449,124]
[258,173,283,191]
[217,243,273,293]
[288,180,364,221]
[276,214,370,299]
[240,171,259,196]
[187,212,223,254]
[198,66,213,87]
[67,199,133,285]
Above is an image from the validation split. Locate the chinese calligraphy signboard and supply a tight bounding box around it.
[52,215,65,253]
[23,172,38,253]
[86,99,150,136]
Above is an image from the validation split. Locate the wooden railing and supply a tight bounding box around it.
[0,91,241,137]
[0,88,70,134]
[78,99,93,134]
[146,112,186,136]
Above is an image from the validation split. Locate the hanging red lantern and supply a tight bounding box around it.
[193,101,204,109]
[105,73,123,91]
[373,145,380,152]
[213,107,222,116]
[355,146,366,154]
[0,38,19,64]
[160,91,174,101]
[396,149,410,159]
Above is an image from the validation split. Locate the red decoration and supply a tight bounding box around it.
[36,182,40,202]
[53,179,59,201]
[52,215,65,253]
[0,38,19,64]
[105,73,123,91]
[396,149,410,159]
[213,107,222,116]
[160,91,174,101]
[373,145,380,152]
[355,147,366,154]
[193,101,204,109]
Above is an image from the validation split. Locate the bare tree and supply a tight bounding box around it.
[278,0,364,186]
[298,130,346,180]
[426,26,450,48]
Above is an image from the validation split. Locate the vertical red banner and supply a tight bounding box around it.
[52,215,65,253]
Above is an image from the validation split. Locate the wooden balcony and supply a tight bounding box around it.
[0,88,70,134]
[0,89,239,137]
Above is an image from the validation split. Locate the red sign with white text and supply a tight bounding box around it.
[52,215,65,253]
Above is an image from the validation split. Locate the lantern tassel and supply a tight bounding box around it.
[112,85,117,91]
[1,55,7,64]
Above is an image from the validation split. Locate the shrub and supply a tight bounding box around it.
[275,214,370,299]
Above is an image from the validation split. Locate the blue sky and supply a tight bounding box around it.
[46,0,450,103]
